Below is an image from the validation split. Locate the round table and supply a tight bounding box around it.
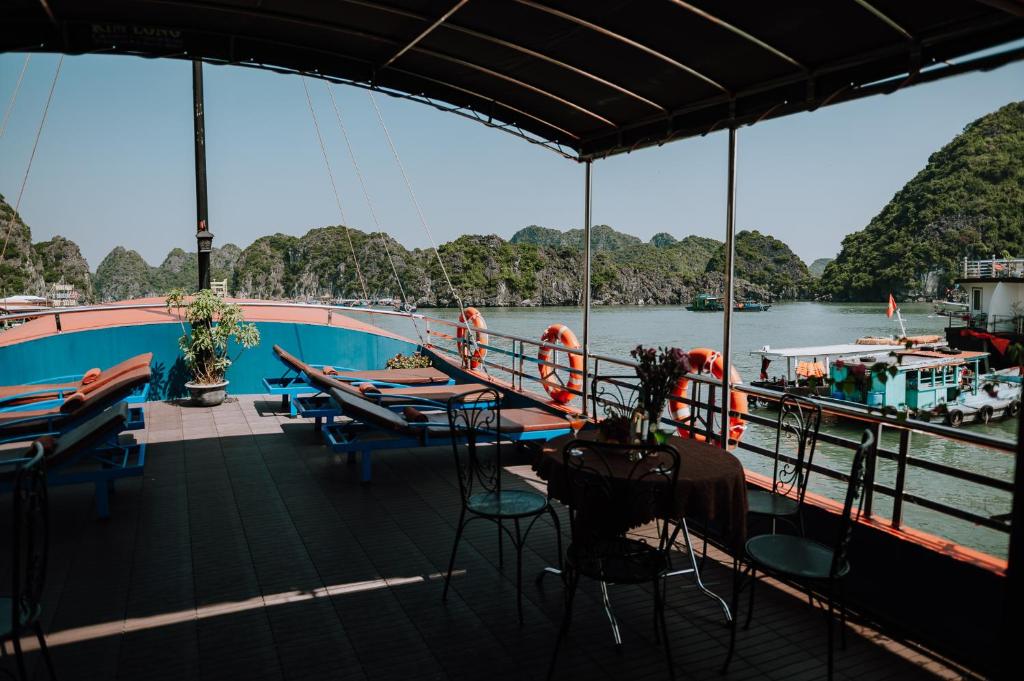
[535,430,749,549]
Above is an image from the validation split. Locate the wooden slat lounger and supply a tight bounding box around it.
[0,352,153,410]
[0,364,151,444]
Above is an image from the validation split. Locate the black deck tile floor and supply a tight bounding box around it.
[0,396,981,681]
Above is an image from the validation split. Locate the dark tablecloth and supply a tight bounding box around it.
[535,431,748,549]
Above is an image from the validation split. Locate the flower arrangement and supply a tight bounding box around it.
[630,345,691,441]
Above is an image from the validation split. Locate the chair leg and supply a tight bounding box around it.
[839,579,848,650]
[722,558,741,674]
[11,632,26,681]
[443,507,467,602]
[547,504,563,572]
[599,580,623,651]
[744,567,757,630]
[514,518,524,625]
[33,623,57,680]
[497,518,504,569]
[826,586,836,681]
[653,577,676,681]
[546,570,579,681]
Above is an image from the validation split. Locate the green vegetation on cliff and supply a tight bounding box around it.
[34,236,93,300]
[0,195,45,297]
[820,101,1024,300]
[705,230,812,297]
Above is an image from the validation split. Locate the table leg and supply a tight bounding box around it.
[664,518,732,623]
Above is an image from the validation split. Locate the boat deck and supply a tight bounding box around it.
[3,397,979,681]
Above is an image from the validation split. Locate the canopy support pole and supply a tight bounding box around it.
[721,127,738,447]
[192,60,212,290]
[581,160,593,416]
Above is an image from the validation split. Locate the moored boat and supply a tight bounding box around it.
[686,293,724,311]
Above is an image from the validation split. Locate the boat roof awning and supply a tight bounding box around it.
[753,343,907,358]
[3,1,1023,160]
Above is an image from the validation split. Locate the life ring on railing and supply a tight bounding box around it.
[668,347,748,449]
[456,307,488,369]
[538,323,583,404]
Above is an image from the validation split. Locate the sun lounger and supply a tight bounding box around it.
[323,386,570,482]
[264,344,452,415]
[0,364,151,445]
[0,352,153,410]
[0,402,143,518]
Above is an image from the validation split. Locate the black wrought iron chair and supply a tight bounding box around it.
[747,393,823,535]
[1,441,57,681]
[547,439,681,681]
[724,428,875,681]
[441,388,562,624]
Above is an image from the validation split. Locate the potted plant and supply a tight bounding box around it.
[166,289,261,406]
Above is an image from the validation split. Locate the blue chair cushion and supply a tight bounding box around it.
[467,490,548,519]
[747,489,799,517]
[746,534,848,580]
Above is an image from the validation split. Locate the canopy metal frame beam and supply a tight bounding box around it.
[666,0,805,71]
[339,0,670,112]
[512,0,731,94]
[852,0,915,40]
[378,0,471,72]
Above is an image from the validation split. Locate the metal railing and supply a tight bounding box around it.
[964,257,1024,278]
[2,300,1015,555]
[421,312,1015,549]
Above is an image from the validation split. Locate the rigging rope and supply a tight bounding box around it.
[301,76,369,301]
[367,92,484,366]
[0,55,30,141]
[0,55,62,266]
[324,83,426,344]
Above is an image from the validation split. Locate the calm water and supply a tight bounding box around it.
[368,302,1015,559]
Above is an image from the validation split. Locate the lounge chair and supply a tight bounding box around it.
[0,352,153,410]
[268,345,472,423]
[264,344,452,415]
[324,386,570,482]
[0,363,151,445]
[0,402,144,518]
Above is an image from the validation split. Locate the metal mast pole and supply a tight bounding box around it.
[192,60,212,290]
[581,160,593,416]
[721,127,738,448]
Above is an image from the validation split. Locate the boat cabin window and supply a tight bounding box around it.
[972,288,982,312]
[907,370,919,389]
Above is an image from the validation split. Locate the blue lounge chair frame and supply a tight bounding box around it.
[264,347,454,416]
[0,403,145,518]
[0,373,150,412]
[322,387,569,483]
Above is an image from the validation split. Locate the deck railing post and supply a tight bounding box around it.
[892,428,911,529]
[863,422,883,518]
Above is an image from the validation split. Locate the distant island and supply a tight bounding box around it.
[1,101,1021,306]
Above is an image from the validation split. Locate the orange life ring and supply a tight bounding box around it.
[456,307,488,369]
[668,347,748,449]
[538,323,583,404]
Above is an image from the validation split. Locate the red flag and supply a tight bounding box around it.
[887,293,897,318]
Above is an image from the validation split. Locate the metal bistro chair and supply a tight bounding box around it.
[747,393,823,535]
[441,388,562,624]
[547,439,682,681]
[1,442,57,681]
[724,428,875,681]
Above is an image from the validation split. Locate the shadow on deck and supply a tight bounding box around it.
[1,397,977,680]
